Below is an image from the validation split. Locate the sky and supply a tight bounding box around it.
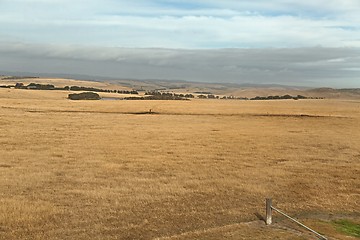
[0,0,360,87]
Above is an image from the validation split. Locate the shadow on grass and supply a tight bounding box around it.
[254,212,266,223]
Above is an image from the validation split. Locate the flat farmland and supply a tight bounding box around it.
[0,89,359,239]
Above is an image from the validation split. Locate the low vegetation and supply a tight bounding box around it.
[1,76,40,80]
[69,85,138,94]
[197,94,314,100]
[125,91,194,100]
[68,92,101,100]
[333,220,360,237]
[125,95,189,100]
[249,94,319,100]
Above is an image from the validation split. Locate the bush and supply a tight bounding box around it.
[68,92,101,100]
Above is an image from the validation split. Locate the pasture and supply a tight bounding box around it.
[0,88,359,239]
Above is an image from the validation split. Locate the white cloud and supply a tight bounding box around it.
[0,0,360,48]
[1,13,360,48]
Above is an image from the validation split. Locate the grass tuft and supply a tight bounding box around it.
[333,220,360,238]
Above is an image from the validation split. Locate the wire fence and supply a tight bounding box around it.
[266,198,328,240]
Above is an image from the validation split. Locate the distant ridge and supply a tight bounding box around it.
[0,71,360,100]
[0,71,110,82]
[0,70,308,89]
[1,70,359,99]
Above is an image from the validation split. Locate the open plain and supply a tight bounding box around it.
[0,86,359,239]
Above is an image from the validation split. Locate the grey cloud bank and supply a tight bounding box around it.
[1,43,359,88]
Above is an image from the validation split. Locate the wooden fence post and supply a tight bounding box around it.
[266,198,272,225]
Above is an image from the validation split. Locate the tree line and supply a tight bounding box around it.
[0,82,139,95]
[250,95,308,100]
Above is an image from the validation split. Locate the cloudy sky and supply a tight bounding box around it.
[1,0,360,87]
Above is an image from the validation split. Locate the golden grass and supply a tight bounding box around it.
[0,88,359,239]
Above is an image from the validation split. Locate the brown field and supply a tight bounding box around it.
[0,86,359,239]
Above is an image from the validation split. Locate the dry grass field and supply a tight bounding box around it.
[0,87,359,239]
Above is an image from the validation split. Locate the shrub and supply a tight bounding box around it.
[68,92,101,100]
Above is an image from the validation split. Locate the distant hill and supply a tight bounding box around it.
[0,71,111,82]
[0,70,309,89]
[1,72,359,99]
[308,88,360,99]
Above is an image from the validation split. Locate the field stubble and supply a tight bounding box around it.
[0,89,359,239]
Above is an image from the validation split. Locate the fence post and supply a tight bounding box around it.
[266,198,272,225]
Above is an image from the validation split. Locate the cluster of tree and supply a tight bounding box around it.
[68,86,138,94]
[145,91,194,99]
[196,94,310,100]
[197,94,247,99]
[197,94,221,99]
[250,95,308,100]
[0,82,56,90]
[220,96,248,100]
[125,95,189,100]
[1,76,39,80]
[68,92,101,100]
[0,85,14,88]
[124,91,191,100]
[16,82,56,90]
[142,92,245,100]
[0,82,138,94]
